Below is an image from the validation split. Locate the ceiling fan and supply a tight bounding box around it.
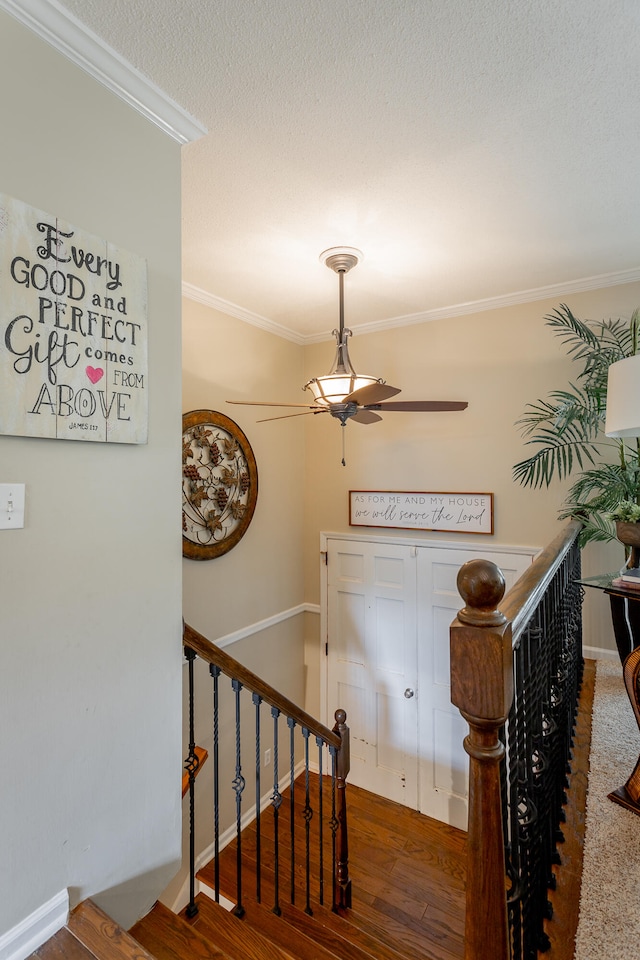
[228,247,468,459]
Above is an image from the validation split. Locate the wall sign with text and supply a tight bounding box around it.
[349,490,494,535]
[0,194,148,444]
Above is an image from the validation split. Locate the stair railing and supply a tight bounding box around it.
[450,520,583,960]
[182,621,351,919]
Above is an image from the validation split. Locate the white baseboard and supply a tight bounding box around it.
[584,644,619,661]
[0,889,69,960]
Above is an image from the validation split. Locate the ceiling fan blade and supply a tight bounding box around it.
[228,400,322,409]
[367,400,468,412]
[351,410,383,424]
[257,409,328,422]
[343,382,402,406]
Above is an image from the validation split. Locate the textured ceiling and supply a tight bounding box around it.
[59,0,640,339]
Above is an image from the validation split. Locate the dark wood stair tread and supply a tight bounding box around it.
[199,772,467,960]
[28,926,100,960]
[130,901,234,960]
[201,858,422,960]
[191,893,342,960]
[68,900,156,960]
[179,895,296,960]
[29,900,156,960]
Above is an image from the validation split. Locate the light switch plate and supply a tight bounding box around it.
[0,483,25,529]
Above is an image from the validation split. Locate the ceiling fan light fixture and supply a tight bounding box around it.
[305,371,383,407]
[305,246,381,406]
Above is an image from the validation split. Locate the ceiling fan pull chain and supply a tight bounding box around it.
[341,422,347,467]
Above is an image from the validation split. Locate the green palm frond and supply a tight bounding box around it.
[546,304,633,367]
[513,304,640,544]
[568,512,617,548]
[563,461,640,508]
[513,435,601,488]
[517,394,601,442]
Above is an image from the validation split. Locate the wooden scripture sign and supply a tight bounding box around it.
[349,491,494,535]
[0,194,148,443]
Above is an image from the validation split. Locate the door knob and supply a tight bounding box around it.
[404,688,415,699]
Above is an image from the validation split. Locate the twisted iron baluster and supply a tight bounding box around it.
[184,648,199,918]
[231,678,245,917]
[302,727,313,915]
[253,692,263,903]
[288,716,296,905]
[316,735,324,906]
[271,706,282,916]
[210,663,221,903]
[329,745,338,911]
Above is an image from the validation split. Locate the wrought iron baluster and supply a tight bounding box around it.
[329,745,338,911]
[271,706,282,916]
[184,647,199,919]
[316,735,325,906]
[302,727,313,915]
[253,692,263,903]
[288,716,296,905]
[210,663,221,903]
[231,678,246,918]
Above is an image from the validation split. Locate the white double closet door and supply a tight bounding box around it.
[324,535,536,829]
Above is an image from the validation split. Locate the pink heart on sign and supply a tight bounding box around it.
[86,365,104,384]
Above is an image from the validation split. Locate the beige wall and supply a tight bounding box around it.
[182,300,306,639]
[303,284,640,653]
[0,13,183,934]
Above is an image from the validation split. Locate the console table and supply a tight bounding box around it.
[580,572,640,816]
[579,571,640,664]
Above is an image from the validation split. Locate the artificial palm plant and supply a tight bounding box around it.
[513,302,640,546]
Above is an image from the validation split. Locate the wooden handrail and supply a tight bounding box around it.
[501,519,583,642]
[450,520,582,960]
[183,621,341,750]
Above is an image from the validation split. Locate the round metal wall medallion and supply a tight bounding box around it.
[182,409,258,560]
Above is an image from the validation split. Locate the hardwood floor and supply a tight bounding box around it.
[201,658,594,960]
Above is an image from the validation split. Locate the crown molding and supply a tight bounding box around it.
[340,266,640,341]
[182,282,306,345]
[188,267,640,345]
[0,0,207,144]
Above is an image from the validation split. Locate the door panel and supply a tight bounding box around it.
[417,548,534,829]
[325,535,536,825]
[327,540,418,807]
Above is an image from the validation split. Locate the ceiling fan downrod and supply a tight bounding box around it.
[321,247,361,372]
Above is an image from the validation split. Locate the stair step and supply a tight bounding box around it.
[180,895,296,960]
[201,856,418,960]
[28,926,99,960]
[68,900,156,960]
[341,904,463,960]
[29,900,156,960]
[209,832,464,960]
[193,892,348,960]
[130,901,234,960]
[202,774,465,960]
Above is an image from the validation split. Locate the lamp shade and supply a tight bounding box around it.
[605,354,640,437]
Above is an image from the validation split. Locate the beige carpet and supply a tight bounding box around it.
[574,658,640,958]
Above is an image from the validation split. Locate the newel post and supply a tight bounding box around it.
[333,708,352,910]
[450,560,513,960]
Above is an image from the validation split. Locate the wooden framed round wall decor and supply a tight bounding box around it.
[182,409,258,560]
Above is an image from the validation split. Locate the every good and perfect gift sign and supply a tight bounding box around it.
[0,194,148,443]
